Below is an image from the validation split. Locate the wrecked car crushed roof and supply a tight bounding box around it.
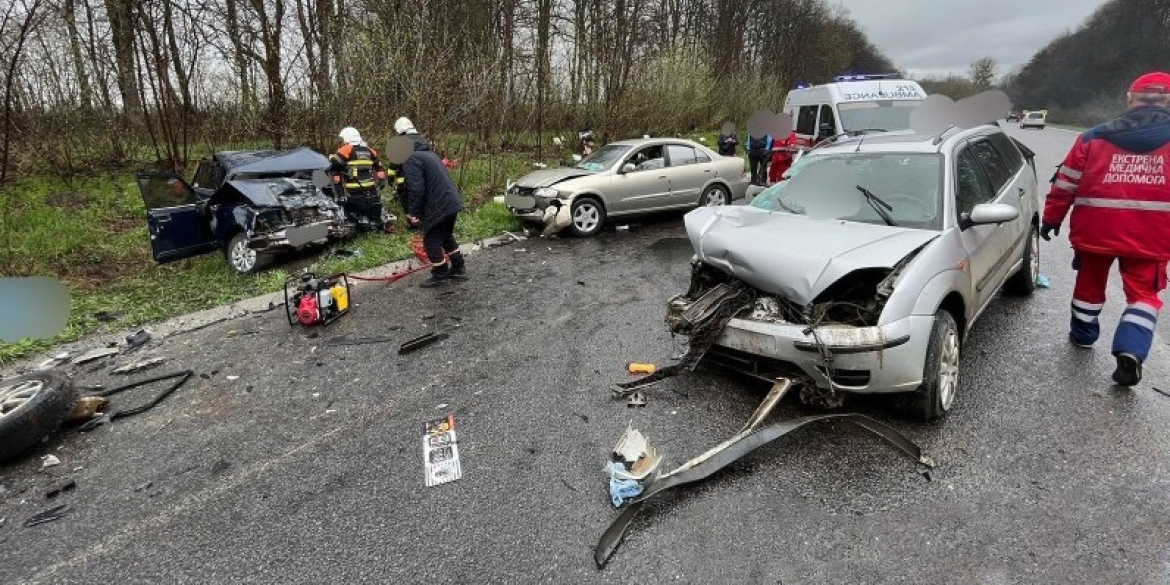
[215,147,330,178]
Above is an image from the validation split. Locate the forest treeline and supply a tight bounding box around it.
[0,0,895,177]
[1004,0,1170,126]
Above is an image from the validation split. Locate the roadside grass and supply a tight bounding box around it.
[0,151,530,366]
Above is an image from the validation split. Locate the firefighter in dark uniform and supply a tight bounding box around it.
[329,127,389,231]
[395,117,466,288]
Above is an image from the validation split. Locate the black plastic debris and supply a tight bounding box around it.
[325,336,397,347]
[111,357,166,375]
[24,504,71,527]
[1151,387,1170,399]
[79,370,194,432]
[626,392,647,408]
[93,310,124,322]
[399,332,448,355]
[45,479,76,499]
[124,329,152,351]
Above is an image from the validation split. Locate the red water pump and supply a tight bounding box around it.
[284,272,351,327]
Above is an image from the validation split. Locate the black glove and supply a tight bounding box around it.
[1040,223,1060,241]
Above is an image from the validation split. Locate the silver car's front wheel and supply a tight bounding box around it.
[568,198,606,237]
[899,309,960,421]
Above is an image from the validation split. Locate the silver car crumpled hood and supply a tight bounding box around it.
[515,168,594,188]
[685,206,939,306]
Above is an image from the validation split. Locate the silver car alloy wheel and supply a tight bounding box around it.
[704,187,728,206]
[0,380,43,420]
[573,202,600,233]
[230,238,257,272]
[938,326,960,411]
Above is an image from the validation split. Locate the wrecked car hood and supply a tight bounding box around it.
[211,178,337,210]
[219,147,329,178]
[515,168,595,188]
[685,206,939,305]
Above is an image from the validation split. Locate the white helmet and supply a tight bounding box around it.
[339,126,363,144]
[394,117,418,135]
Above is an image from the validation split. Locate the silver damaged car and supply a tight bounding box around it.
[505,138,749,237]
[668,126,1040,420]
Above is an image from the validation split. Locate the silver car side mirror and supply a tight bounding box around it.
[621,163,636,174]
[964,202,1019,227]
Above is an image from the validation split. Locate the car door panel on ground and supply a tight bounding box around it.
[665,144,713,206]
[137,173,218,263]
[954,147,1005,311]
[608,145,670,214]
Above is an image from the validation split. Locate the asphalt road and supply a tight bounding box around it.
[2,124,1169,584]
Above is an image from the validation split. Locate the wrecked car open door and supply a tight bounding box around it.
[136,172,218,263]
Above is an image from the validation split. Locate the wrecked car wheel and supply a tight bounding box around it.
[900,310,960,422]
[701,184,729,207]
[1004,225,1039,296]
[225,233,271,274]
[0,371,79,464]
[569,197,606,237]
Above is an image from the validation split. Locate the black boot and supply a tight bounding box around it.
[449,252,467,279]
[1112,353,1142,387]
[421,263,450,288]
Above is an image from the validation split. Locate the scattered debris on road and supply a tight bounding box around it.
[111,357,167,375]
[399,332,448,355]
[1036,274,1051,288]
[423,414,462,487]
[124,329,152,351]
[594,378,932,569]
[1151,386,1170,399]
[37,352,72,371]
[627,363,656,375]
[40,455,61,469]
[24,504,71,528]
[78,371,194,432]
[69,396,110,422]
[626,392,647,408]
[45,479,76,499]
[324,336,397,347]
[74,347,119,365]
[606,424,662,507]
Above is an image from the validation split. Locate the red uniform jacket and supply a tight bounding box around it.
[1043,106,1170,259]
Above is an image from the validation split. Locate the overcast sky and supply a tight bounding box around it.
[833,0,1110,79]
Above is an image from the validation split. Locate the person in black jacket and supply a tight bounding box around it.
[395,117,467,287]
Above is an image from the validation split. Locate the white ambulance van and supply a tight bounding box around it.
[782,74,928,147]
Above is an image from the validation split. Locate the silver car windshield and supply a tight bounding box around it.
[837,101,920,132]
[751,152,943,230]
[574,144,630,171]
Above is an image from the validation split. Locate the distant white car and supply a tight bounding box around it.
[1020,110,1047,130]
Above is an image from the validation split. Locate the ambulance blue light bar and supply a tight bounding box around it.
[833,73,898,82]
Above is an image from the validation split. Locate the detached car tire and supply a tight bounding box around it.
[900,310,960,422]
[225,232,272,274]
[569,197,606,237]
[0,371,79,464]
[1004,225,1039,296]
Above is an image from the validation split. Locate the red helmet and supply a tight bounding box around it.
[1129,71,1170,94]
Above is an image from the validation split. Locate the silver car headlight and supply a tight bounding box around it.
[534,187,558,198]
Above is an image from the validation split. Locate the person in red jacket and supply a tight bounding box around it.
[1041,71,1170,387]
[768,131,798,184]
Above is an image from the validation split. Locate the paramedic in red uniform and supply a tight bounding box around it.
[768,130,798,184]
[1041,71,1170,387]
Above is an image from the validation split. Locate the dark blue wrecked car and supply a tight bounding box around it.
[136,148,360,273]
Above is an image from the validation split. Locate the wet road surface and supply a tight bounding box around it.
[1,125,1168,584]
